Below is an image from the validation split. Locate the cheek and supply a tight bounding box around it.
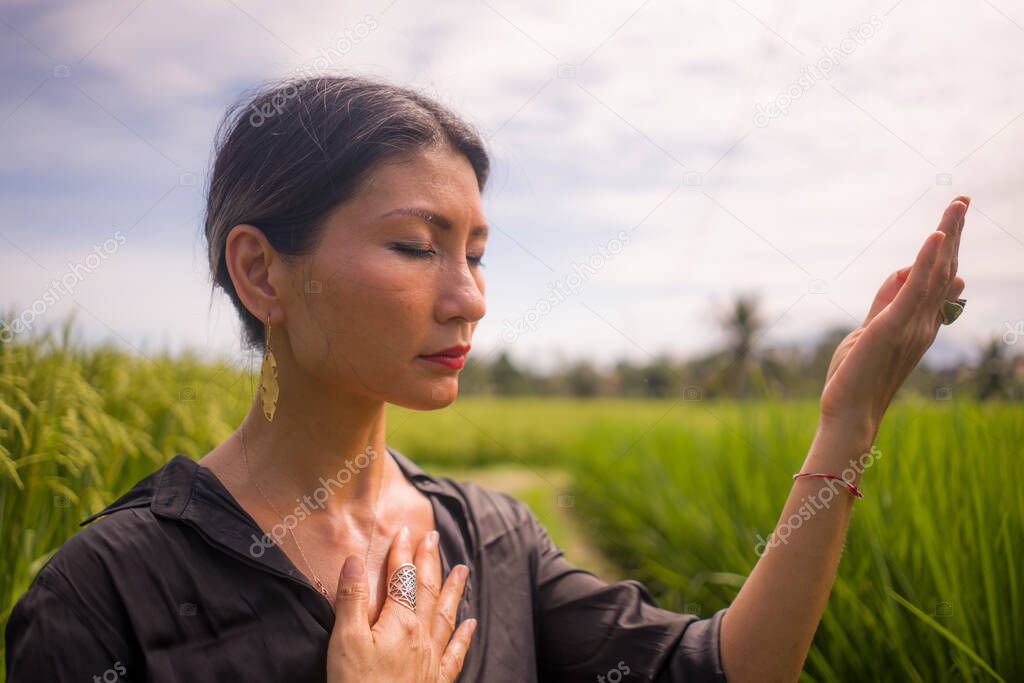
[313,260,431,345]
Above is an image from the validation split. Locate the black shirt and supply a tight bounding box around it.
[4,447,728,682]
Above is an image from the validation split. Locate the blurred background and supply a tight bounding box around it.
[2,1,1022,681]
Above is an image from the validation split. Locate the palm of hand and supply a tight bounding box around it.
[820,196,969,434]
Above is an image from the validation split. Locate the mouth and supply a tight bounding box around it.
[417,343,470,370]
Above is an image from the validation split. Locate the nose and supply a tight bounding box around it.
[435,259,486,326]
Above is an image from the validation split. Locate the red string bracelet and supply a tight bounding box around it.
[792,472,865,499]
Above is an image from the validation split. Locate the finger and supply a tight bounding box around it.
[946,275,966,301]
[431,564,469,645]
[931,275,968,329]
[374,525,420,632]
[925,200,967,307]
[331,554,372,646]
[864,266,911,325]
[891,229,945,318]
[948,195,970,276]
[930,276,967,329]
[413,529,442,617]
[439,618,478,683]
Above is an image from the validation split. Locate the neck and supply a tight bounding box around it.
[235,374,393,520]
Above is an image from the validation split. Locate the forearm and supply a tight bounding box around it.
[720,418,877,683]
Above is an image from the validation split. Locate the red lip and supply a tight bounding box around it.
[417,344,470,370]
[420,344,471,357]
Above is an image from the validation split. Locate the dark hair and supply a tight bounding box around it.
[203,74,491,350]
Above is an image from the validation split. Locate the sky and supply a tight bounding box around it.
[2,0,1022,375]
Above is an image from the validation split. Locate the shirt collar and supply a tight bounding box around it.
[77,446,477,634]
[76,446,473,573]
[79,445,451,528]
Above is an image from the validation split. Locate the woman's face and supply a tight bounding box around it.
[281,145,488,410]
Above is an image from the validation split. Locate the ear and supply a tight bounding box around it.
[224,224,286,323]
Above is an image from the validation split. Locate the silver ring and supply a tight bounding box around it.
[940,297,966,325]
[387,562,417,612]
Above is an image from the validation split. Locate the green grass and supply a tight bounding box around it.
[2,326,1021,681]
[568,399,1022,682]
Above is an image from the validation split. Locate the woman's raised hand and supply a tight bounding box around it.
[326,525,478,682]
[819,195,970,442]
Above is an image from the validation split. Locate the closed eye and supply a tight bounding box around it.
[391,244,485,267]
[391,244,435,259]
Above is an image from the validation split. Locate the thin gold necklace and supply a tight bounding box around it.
[238,425,386,604]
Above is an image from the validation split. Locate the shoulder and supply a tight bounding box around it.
[51,450,189,589]
[25,506,169,612]
[5,509,157,673]
[10,457,184,633]
[40,453,200,593]
[58,505,169,572]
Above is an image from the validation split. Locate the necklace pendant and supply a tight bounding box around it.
[315,578,330,599]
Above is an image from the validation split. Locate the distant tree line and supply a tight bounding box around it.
[459,295,1024,401]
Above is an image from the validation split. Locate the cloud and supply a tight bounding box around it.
[1,0,1021,368]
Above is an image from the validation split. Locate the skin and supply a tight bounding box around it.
[199,143,488,681]
[201,135,971,680]
[720,195,971,682]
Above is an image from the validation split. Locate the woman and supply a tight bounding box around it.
[4,75,969,682]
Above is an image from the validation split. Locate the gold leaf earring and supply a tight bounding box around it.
[259,312,279,422]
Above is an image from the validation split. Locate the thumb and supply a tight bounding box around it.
[332,555,372,640]
[864,266,911,325]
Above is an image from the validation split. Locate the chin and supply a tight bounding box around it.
[390,377,460,411]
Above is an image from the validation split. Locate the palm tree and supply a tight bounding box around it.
[707,293,771,398]
[975,336,1012,400]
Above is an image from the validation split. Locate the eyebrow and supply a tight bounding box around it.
[379,207,489,238]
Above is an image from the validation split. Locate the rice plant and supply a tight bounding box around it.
[2,319,1019,680]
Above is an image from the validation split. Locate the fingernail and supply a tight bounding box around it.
[400,524,409,541]
[342,555,363,578]
[428,530,439,548]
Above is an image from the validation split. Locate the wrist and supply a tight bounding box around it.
[815,412,878,452]
[805,420,880,486]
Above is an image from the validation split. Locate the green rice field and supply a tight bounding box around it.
[2,327,1021,681]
